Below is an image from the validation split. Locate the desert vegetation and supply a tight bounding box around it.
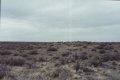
[0,41,120,80]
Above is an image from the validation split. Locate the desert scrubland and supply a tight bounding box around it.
[0,42,120,80]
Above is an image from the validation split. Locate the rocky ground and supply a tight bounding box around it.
[0,41,120,80]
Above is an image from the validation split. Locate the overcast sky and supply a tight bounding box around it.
[1,0,120,42]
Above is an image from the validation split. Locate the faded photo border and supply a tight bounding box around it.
[0,0,1,26]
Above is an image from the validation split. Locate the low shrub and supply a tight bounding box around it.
[74,61,80,71]
[51,68,60,78]
[101,53,120,62]
[88,56,102,67]
[96,46,104,49]
[25,61,36,69]
[20,54,28,57]
[0,50,12,55]
[37,57,46,62]
[91,48,96,51]
[83,46,87,48]
[47,47,58,51]
[61,52,70,57]
[53,56,60,60]
[13,53,19,56]
[104,46,113,50]
[51,67,71,80]
[99,50,106,54]
[114,50,118,53]
[73,54,79,60]
[81,67,94,73]
[5,56,25,66]
[28,50,39,55]
[60,57,69,65]
[79,52,88,60]
[0,64,9,79]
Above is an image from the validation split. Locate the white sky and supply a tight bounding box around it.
[1,0,120,42]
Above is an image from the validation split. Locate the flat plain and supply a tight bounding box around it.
[0,41,120,80]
